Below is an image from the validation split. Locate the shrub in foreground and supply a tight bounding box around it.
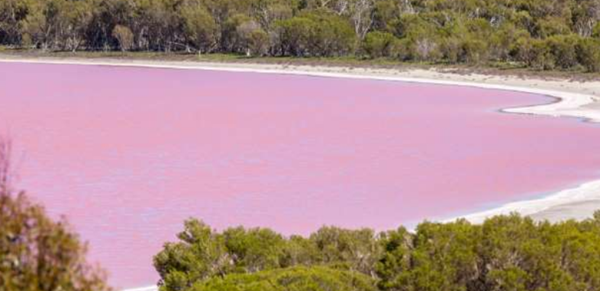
[0,192,111,291]
[190,266,376,291]
[153,219,379,291]
[156,213,600,291]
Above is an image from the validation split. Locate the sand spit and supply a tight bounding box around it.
[1,57,599,291]
[446,180,600,224]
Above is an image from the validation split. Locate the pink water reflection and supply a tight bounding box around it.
[1,62,600,289]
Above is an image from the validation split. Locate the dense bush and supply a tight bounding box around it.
[362,31,396,58]
[2,0,600,71]
[0,192,111,291]
[577,38,600,72]
[156,213,600,291]
[189,266,376,291]
[153,219,380,291]
[377,216,600,291]
[274,12,356,57]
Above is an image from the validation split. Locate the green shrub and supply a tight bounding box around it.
[0,192,111,291]
[461,37,488,63]
[157,212,600,291]
[546,35,580,69]
[275,12,356,57]
[362,31,396,58]
[577,38,600,72]
[189,266,376,291]
[530,38,556,70]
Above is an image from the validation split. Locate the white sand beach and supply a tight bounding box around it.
[1,56,599,291]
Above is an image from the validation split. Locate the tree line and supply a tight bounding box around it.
[154,214,600,291]
[1,0,600,71]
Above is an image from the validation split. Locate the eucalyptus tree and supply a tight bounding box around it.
[180,2,218,53]
[4,0,600,71]
[0,0,28,45]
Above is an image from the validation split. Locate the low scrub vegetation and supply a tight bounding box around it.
[0,192,112,291]
[155,214,600,291]
[190,266,376,291]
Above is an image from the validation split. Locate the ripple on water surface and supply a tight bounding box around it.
[1,62,600,289]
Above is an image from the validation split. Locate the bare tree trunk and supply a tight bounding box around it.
[0,136,13,194]
[347,0,374,40]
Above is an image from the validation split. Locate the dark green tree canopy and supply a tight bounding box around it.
[156,213,600,291]
[2,0,600,71]
[0,192,111,291]
[190,266,377,291]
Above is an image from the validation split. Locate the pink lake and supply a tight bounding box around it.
[1,62,600,289]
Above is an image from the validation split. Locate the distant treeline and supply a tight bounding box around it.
[1,0,600,71]
[155,214,600,291]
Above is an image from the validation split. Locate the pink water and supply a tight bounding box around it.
[1,62,600,289]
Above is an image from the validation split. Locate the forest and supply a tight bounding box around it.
[154,215,600,291]
[1,0,600,71]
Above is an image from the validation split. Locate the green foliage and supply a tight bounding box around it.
[246,29,270,56]
[374,227,412,290]
[309,226,381,275]
[0,192,111,291]
[0,0,28,44]
[377,214,600,291]
[274,11,356,57]
[154,221,381,291]
[461,37,488,63]
[576,38,600,72]
[180,4,218,53]
[362,31,396,58]
[222,226,286,272]
[153,219,230,291]
[2,0,600,71]
[157,212,600,291]
[545,35,580,69]
[190,266,377,291]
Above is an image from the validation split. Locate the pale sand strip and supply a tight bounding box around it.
[1,57,599,291]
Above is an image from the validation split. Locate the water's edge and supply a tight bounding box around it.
[1,58,599,291]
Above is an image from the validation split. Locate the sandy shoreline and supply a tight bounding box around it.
[1,56,600,291]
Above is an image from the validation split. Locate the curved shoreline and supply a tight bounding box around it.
[1,57,599,291]
[1,57,599,121]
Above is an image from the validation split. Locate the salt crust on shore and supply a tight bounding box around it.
[0,57,599,291]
